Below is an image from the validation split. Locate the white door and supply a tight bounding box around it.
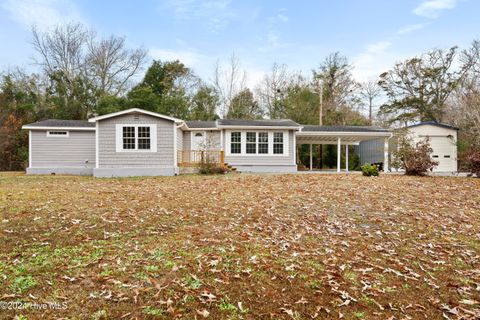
[429,136,456,172]
[192,131,206,150]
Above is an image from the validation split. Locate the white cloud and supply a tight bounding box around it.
[352,41,393,82]
[149,48,205,66]
[276,13,288,22]
[162,0,234,32]
[1,0,83,30]
[413,0,458,18]
[397,23,425,35]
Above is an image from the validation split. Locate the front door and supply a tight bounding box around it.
[192,131,206,150]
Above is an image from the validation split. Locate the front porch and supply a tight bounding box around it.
[177,150,225,167]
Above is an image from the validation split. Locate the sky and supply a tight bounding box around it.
[0,0,479,87]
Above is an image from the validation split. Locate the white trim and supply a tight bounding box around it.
[115,124,157,153]
[187,127,219,131]
[345,144,349,172]
[296,131,392,137]
[173,123,178,169]
[88,108,183,123]
[28,130,32,168]
[218,125,302,130]
[220,129,224,151]
[22,126,95,131]
[225,130,289,156]
[95,122,99,168]
[46,130,69,137]
[337,137,341,173]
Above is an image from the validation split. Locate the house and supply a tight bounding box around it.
[22,108,394,177]
[356,122,459,172]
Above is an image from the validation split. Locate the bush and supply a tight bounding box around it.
[361,163,379,177]
[393,132,438,176]
[466,149,480,177]
[198,163,228,175]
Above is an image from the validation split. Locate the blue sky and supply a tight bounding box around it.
[0,0,479,86]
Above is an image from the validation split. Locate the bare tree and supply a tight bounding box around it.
[32,22,147,98]
[212,54,247,118]
[86,35,147,95]
[359,80,382,124]
[32,23,90,82]
[256,63,289,119]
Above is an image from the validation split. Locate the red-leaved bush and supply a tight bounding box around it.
[466,149,480,177]
[393,133,439,176]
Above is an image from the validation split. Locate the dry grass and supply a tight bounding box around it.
[0,172,479,319]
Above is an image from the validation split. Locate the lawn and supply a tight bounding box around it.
[0,173,479,320]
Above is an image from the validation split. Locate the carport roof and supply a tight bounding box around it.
[302,125,390,133]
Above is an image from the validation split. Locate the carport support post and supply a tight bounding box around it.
[309,144,313,171]
[345,144,349,172]
[384,137,389,172]
[337,137,341,173]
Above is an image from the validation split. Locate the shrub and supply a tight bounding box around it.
[361,163,380,177]
[466,149,480,177]
[199,163,228,175]
[393,132,438,176]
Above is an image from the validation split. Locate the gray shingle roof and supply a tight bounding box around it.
[24,119,95,128]
[217,119,301,127]
[185,121,217,128]
[302,125,390,133]
[406,121,459,130]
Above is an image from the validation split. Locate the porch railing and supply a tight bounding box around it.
[177,150,225,167]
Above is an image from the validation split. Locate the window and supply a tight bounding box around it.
[246,132,256,154]
[273,132,284,154]
[230,132,241,154]
[47,131,69,137]
[444,155,451,158]
[122,126,136,149]
[258,132,268,154]
[432,155,439,158]
[116,124,156,152]
[137,126,150,150]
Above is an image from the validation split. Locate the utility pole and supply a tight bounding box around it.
[318,80,323,126]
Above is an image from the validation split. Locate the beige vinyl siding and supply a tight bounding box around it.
[177,128,183,151]
[224,130,295,166]
[182,131,191,151]
[31,130,95,168]
[97,113,174,168]
[356,138,385,165]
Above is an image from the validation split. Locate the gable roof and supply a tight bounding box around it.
[88,108,183,123]
[302,125,390,133]
[406,121,459,131]
[217,119,301,128]
[185,121,218,129]
[22,119,95,130]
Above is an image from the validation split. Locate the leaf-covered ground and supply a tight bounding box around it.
[1,172,479,320]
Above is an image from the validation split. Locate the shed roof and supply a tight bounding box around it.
[406,121,459,131]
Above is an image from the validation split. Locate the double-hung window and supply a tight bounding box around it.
[246,132,256,154]
[258,132,268,154]
[273,132,284,154]
[116,124,156,152]
[230,132,241,154]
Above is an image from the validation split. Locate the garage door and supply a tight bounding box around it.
[429,137,456,172]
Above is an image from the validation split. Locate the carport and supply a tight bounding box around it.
[296,125,393,172]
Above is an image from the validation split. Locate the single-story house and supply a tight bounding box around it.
[21,108,457,177]
[356,122,459,172]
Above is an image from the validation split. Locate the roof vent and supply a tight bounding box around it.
[133,114,140,121]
